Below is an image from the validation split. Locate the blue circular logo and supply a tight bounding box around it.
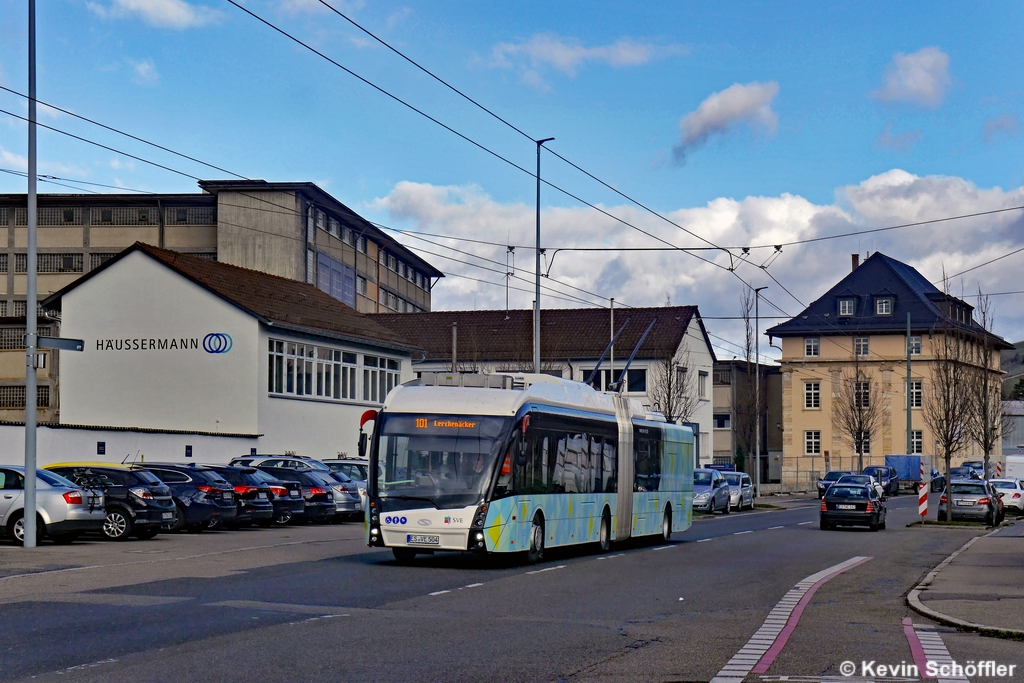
[400,516,408,524]
[384,516,392,524]
[203,333,232,354]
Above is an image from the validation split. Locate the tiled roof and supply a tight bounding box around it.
[372,306,703,363]
[765,252,1012,349]
[43,243,419,353]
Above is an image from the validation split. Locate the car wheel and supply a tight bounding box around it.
[819,519,830,531]
[135,528,159,540]
[722,496,731,514]
[8,513,44,546]
[879,517,886,531]
[599,509,612,552]
[103,509,133,541]
[166,503,187,532]
[661,506,672,542]
[526,514,545,563]
[274,511,292,525]
[869,518,879,532]
[392,547,416,563]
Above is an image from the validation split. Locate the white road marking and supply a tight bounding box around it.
[768,525,784,529]
[797,521,814,525]
[696,538,712,542]
[734,530,753,535]
[652,545,673,550]
[525,564,566,575]
[709,556,872,683]
[464,582,483,588]
[427,590,450,596]
[913,624,970,683]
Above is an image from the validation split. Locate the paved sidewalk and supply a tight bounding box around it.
[909,521,1024,636]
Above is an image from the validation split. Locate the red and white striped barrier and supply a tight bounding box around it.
[995,461,1002,478]
[918,460,928,518]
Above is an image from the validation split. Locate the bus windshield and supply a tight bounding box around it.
[375,414,512,510]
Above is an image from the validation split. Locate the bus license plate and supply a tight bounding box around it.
[836,504,856,510]
[407,534,439,545]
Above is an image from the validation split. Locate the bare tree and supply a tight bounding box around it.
[923,281,975,521]
[831,352,885,473]
[966,289,1008,481]
[648,345,699,423]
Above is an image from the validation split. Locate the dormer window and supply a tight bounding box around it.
[838,298,855,316]
[875,298,892,315]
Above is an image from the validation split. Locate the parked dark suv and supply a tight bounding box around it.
[144,463,237,532]
[863,466,899,497]
[204,465,275,528]
[249,469,305,525]
[46,463,175,540]
[256,467,335,523]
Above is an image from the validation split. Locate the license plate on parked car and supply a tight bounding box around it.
[836,504,856,510]
[955,500,975,506]
[407,534,440,545]
[223,493,232,500]
[162,512,174,519]
[257,493,267,500]
[290,490,300,497]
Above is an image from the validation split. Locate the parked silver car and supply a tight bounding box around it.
[724,472,754,510]
[693,469,731,514]
[938,480,1005,525]
[0,466,105,545]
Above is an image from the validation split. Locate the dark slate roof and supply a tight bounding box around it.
[42,243,420,354]
[372,306,712,363]
[765,252,1012,349]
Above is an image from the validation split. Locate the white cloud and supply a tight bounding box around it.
[109,157,136,171]
[87,0,221,29]
[871,46,951,108]
[674,81,779,162]
[279,0,365,14]
[372,171,1024,349]
[0,145,91,178]
[128,58,159,85]
[873,122,923,153]
[983,113,1020,143]
[387,7,412,28]
[491,34,684,82]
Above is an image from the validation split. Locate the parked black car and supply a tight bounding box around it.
[820,483,886,531]
[46,463,175,540]
[144,463,237,532]
[205,465,275,528]
[249,469,305,525]
[863,465,899,497]
[256,467,335,523]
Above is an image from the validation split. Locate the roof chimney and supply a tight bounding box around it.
[851,253,860,271]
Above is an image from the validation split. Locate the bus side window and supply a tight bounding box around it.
[540,437,549,491]
[590,436,602,494]
[552,436,567,493]
[603,439,617,493]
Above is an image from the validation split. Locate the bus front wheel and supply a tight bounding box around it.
[527,514,545,563]
[598,510,611,553]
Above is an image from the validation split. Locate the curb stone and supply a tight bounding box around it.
[906,527,1024,641]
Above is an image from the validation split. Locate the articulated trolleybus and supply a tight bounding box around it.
[365,372,693,563]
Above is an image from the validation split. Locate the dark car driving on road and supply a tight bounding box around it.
[817,470,854,498]
[863,466,899,497]
[46,463,176,540]
[144,463,237,532]
[820,484,886,531]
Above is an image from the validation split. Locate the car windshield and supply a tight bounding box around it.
[827,486,868,499]
[863,467,885,478]
[693,471,713,486]
[823,471,848,481]
[992,481,1017,490]
[325,470,353,484]
[376,414,512,510]
[36,470,77,488]
[250,469,281,485]
[838,475,869,484]
[949,483,986,495]
[724,473,742,486]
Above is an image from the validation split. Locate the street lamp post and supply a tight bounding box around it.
[754,286,767,500]
[534,137,554,375]
[24,0,39,549]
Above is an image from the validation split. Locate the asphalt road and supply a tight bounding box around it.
[1,495,1021,682]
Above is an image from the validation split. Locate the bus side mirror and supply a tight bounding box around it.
[358,432,368,459]
[516,438,528,466]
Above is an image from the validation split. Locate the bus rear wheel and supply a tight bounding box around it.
[598,510,611,553]
[527,514,545,564]
[662,507,672,542]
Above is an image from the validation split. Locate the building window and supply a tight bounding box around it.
[356,236,366,253]
[13,301,26,317]
[363,355,400,403]
[854,337,869,356]
[0,254,7,273]
[805,337,819,357]
[854,381,870,409]
[876,298,892,315]
[315,210,326,230]
[268,340,358,401]
[356,276,367,296]
[0,301,6,317]
[698,371,708,398]
[176,209,188,223]
[316,251,356,308]
[713,413,731,429]
[100,209,113,223]
[388,255,397,271]
[712,367,731,386]
[855,431,871,455]
[387,292,397,310]
[343,227,353,245]
[805,430,821,455]
[908,379,922,408]
[415,272,423,288]
[0,385,49,408]
[908,336,921,355]
[328,217,340,237]
[627,369,647,393]
[911,430,923,454]
[804,381,820,409]
[838,298,855,316]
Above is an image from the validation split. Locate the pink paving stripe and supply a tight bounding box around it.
[750,556,873,675]
[902,617,932,679]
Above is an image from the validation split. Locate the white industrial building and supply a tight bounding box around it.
[0,243,418,466]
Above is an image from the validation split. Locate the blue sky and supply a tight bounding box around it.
[1,1,1023,355]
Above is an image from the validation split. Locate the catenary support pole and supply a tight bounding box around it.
[533,137,553,374]
[451,322,457,373]
[906,312,912,457]
[609,298,614,389]
[24,0,38,548]
[754,287,767,498]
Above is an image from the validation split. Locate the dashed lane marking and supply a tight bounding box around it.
[428,590,451,596]
[464,583,483,588]
[768,526,784,529]
[652,545,673,551]
[696,538,712,542]
[525,564,566,575]
[709,556,873,683]
[797,521,814,525]
[734,530,753,535]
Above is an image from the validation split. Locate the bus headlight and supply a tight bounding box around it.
[467,529,486,551]
[472,503,488,528]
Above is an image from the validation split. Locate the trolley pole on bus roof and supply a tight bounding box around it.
[24,0,39,548]
[533,137,554,374]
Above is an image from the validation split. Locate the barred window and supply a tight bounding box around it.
[854,381,870,409]
[13,301,26,317]
[167,206,215,225]
[90,207,158,225]
[911,430,923,454]
[0,254,7,273]
[908,379,922,408]
[356,276,366,296]
[713,367,731,385]
[362,355,400,404]
[0,326,51,350]
[190,252,217,261]
[0,385,49,408]
[90,253,119,270]
[267,340,358,401]
[28,253,84,273]
[0,301,6,317]
[38,207,82,225]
